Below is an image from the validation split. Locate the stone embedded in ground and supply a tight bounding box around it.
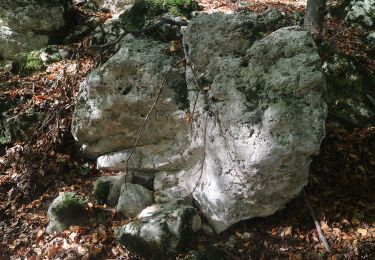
[0,0,76,59]
[116,183,153,218]
[116,203,201,257]
[46,192,87,234]
[93,172,133,206]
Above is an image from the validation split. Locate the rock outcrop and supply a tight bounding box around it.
[179,13,327,232]
[0,0,75,60]
[72,10,327,233]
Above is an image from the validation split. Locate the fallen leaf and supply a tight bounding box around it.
[357,228,368,237]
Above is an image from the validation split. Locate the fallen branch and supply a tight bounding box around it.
[303,189,332,253]
[90,18,188,51]
[125,59,186,172]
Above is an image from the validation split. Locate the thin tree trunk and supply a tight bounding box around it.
[304,0,327,35]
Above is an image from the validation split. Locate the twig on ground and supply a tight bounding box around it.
[303,189,332,253]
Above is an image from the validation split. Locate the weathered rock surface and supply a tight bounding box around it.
[71,36,190,164]
[73,11,327,233]
[180,13,327,232]
[46,192,87,234]
[154,186,192,205]
[0,0,75,59]
[116,183,153,217]
[93,172,133,206]
[116,203,201,257]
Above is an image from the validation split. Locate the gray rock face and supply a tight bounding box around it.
[71,36,189,162]
[46,192,87,234]
[116,183,153,217]
[72,11,327,233]
[180,14,327,232]
[0,0,74,59]
[93,172,133,206]
[116,203,201,257]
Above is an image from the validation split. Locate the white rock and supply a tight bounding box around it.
[180,14,327,233]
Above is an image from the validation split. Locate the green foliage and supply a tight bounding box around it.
[13,51,44,76]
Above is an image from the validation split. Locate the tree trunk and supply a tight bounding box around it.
[304,0,327,35]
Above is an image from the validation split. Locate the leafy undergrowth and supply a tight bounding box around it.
[0,0,375,259]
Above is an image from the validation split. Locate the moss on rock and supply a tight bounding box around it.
[93,179,111,204]
[11,46,63,76]
[12,51,44,75]
[46,192,87,233]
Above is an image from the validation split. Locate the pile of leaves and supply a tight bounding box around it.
[0,0,374,259]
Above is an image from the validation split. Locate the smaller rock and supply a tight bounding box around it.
[201,223,215,236]
[154,171,179,191]
[46,192,87,234]
[154,186,192,205]
[224,235,238,248]
[116,183,153,218]
[116,203,201,257]
[93,172,133,206]
[132,171,155,190]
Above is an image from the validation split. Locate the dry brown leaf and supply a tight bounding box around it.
[357,228,368,237]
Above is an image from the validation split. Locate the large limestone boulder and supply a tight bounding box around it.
[0,0,75,59]
[71,36,190,166]
[72,11,327,233]
[179,13,327,232]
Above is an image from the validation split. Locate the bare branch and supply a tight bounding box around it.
[303,189,332,253]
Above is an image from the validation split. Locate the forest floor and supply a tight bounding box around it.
[0,0,374,259]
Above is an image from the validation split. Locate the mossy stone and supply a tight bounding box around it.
[12,51,44,76]
[49,192,87,226]
[92,180,111,204]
